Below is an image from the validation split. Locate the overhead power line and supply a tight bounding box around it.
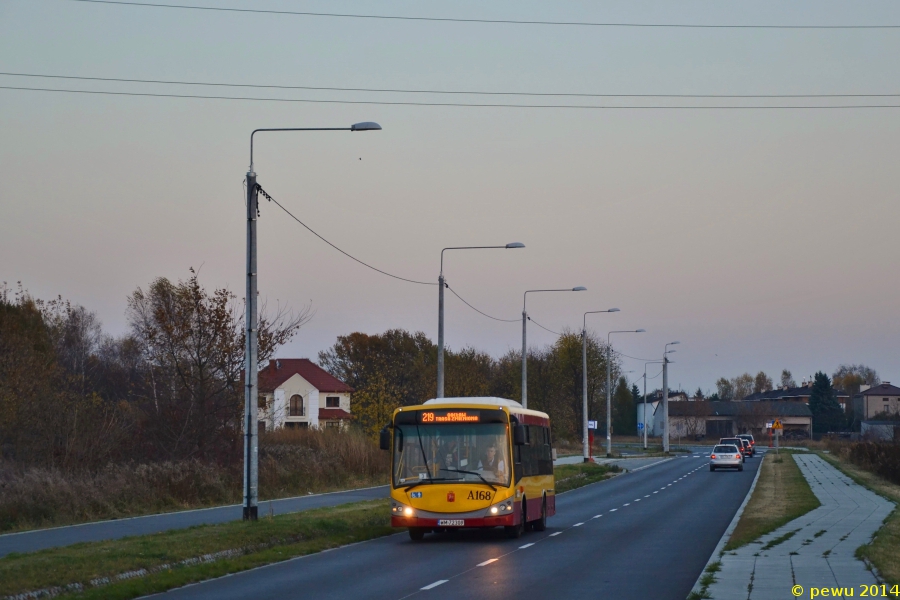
[446,286,519,323]
[528,317,562,336]
[257,184,435,286]
[66,1,900,29]
[4,72,900,99]
[5,86,900,109]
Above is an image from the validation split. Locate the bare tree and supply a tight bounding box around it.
[753,371,773,394]
[781,369,796,389]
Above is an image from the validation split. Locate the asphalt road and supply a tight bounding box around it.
[0,485,388,557]
[148,448,762,600]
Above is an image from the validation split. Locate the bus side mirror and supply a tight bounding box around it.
[513,424,527,446]
[379,427,391,451]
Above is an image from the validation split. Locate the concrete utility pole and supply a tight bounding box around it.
[662,341,680,454]
[437,243,523,398]
[582,309,620,462]
[607,329,645,457]
[522,287,586,409]
[243,122,381,521]
[643,360,664,450]
[662,356,669,455]
[243,170,259,521]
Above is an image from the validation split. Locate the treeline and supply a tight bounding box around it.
[0,273,306,471]
[318,329,637,442]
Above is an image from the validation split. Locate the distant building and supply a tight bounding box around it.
[743,382,851,411]
[256,359,354,432]
[637,400,812,439]
[860,420,900,442]
[853,382,900,421]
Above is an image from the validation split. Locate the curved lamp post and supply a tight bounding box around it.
[437,243,524,397]
[581,309,620,462]
[606,329,646,457]
[243,122,381,521]
[662,341,680,453]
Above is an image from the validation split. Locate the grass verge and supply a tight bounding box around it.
[817,451,900,585]
[724,453,820,551]
[686,561,721,600]
[554,462,621,494]
[4,463,616,599]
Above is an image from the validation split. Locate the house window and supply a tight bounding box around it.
[289,395,304,417]
[325,420,340,429]
[285,422,309,430]
[257,396,267,409]
[326,396,340,408]
[257,421,266,434]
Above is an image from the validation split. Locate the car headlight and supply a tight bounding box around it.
[488,500,513,515]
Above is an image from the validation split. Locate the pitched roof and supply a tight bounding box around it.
[258,359,354,394]
[319,408,353,420]
[856,383,900,397]
[743,385,849,402]
[667,400,812,418]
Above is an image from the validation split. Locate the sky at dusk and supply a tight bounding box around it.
[2,1,899,394]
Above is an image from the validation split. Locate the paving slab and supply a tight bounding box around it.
[706,454,895,600]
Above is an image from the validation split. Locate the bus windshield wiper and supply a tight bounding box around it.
[440,468,497,491]
[401,477,455,492]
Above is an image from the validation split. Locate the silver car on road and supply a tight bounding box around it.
[710,444,744,472]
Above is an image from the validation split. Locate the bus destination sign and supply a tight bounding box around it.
[418,410,481,424]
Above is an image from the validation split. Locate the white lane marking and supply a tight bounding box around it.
[519,543,535,549]
[653,491,658,494]
[634,499,641,502]
[477,558,499,567]
[550,532,562,536]
[609,508,618,512]
[592,515,602,519]
[644,495,650,498]
[667,484,672,487]
[623,503,630,507]
[422,580,448,590]
[573,522,584,527]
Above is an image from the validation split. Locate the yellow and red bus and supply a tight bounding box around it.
[380,397,556,541]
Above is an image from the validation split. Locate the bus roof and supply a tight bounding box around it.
[414,397,550,420]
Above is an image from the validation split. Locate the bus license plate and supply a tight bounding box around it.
[438,519,464,527]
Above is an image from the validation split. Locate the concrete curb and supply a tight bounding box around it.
[687,454,765,598]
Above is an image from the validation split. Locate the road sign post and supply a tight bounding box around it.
[772,419,783,455]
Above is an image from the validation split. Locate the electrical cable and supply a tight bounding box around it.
[256,183,435,286]
[613,350,661,362]
[5,86,900,110]
[445,286,519,323]
[5,72,900,99]
[528,317,562,336]
[65,1,900,29]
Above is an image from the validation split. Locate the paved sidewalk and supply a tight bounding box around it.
[706,454,895,600]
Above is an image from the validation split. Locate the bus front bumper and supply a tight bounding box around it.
[392,514,516,528]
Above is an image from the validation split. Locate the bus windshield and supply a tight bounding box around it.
[393,422,511,488]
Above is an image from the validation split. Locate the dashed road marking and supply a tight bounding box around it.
[592,515,602,519]
[550,532,562,537]
[644,495,650,498]
[609,508,618,512]
[573,522,584,527]
[519,543,534,549]
[653,491,658,494]
[422,580,448,590]
[623,503,630,506]
[477,558,499,567]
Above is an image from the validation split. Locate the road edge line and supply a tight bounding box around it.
[624,458,674,473]
[687,455,764,598]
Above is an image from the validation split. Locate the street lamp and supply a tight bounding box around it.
[243,122,381,521]
[607,329,646,457]
[662,341,680,454]
[642,360,665,449]
[437,243,525,398]
[582,309,620,462]
[522,287,587,408]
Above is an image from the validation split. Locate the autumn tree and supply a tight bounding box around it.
[832,364,879,397]
[716,378,734,402]
[127,269,307,461]
[732,373,754,401]
[753,371,773,394]
[781,369,796,389]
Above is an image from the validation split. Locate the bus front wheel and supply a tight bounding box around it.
[505,498,526,539]
[408,527,426,541]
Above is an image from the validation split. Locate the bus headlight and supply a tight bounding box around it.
[392,503,414,517]
[404,506,414,516]
[490,506,498,514]
[488,500,513,515]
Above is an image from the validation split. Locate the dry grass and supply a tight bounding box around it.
[0,428,388,533]
[817,451,900,585]
[725,453,820,550]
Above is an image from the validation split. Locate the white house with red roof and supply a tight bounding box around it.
[257,359,354,431]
